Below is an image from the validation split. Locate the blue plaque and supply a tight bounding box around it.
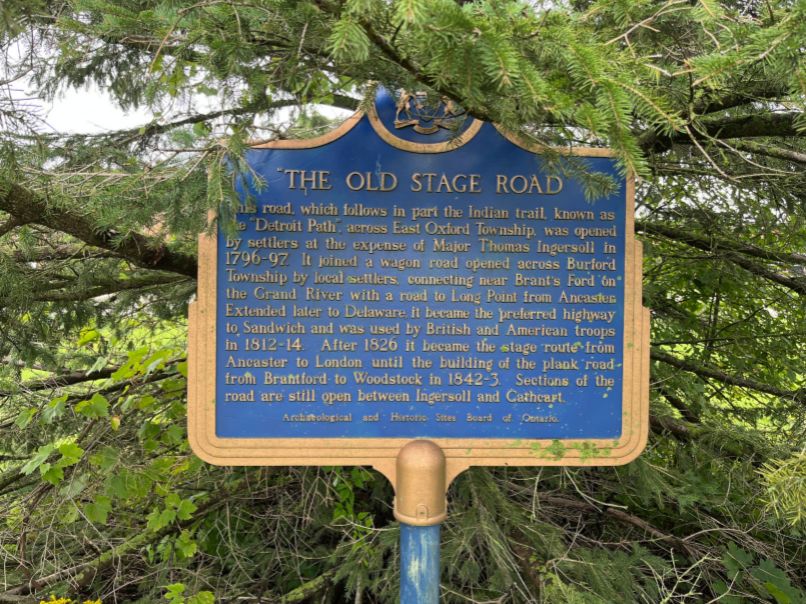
[188,89,649,469]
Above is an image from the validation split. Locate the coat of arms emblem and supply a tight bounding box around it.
[394,91,465,135]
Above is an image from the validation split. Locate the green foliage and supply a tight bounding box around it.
[147,493,198,532]
[717,543,806,603]
[163,583,214,604]
[1,0,805,601]
[760,451,806,529]
[20,444,57,476]
[328,18,372,62]
[75,393,109,419]
[84,495,112,524]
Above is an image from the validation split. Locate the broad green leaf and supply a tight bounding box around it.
[87,355,108,374]
[135,395,157,410]
[765,583,792,604]
[161,424,184,445]
[60,474,89,499]
[40,463,64,485]
[112,347,150,380]
[164,583,186,601]
[176,499,197,521]
[144,349,171,374]
[58,504,80,525]
[15,407,37,429]
[723,543,754,580]
[84,495,112,524]
[147,507,176,531]
[42,395,68,424]
[751,559,801,604]
[175,530,197,559]
[105,468,153,500]
[75,393,109,418]
[57,442,84,466]
[77,329,99,346]
[89,446,118,471]
[21,444,55,475]
[187,592,215,604]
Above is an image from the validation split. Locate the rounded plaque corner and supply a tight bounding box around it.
[187,425,230,466]
[607,425,649,466]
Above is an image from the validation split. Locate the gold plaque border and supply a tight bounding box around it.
[493,128,617,158]
[188,112,650,484]
[366,102,484,153]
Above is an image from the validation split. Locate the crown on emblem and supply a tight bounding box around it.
[393,91,465,135]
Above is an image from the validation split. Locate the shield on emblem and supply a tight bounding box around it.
[394,91,465,134]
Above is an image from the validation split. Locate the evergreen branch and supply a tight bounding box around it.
[509,541,543,597]
[0,454,30,461]
[3,482,236,597]
[78,95,359,143]
[641,111,804,152]
[64,368,182,407]
[656,385,701,423]
[636,221,806,265]
[0,476,36,499]
[7,366,119,395]
[356,19,457,105]
[10,246,122,263]
[693,82,792,115]
[652,331,806,346]
[113,103,296,142]
[729,140,806,165]
[650,414,698,442]
[650,414,770,463]
[278,571,336,603]
[694,111,804,140]
[716,251,806,295]
[604,0,690,46]
[2,361,181,405]
[0,216,23,237]
[32,274,191,302]
[0,465,27,494]
[639,222,806,294]
[313,2,497,123]
[541,495,702,557]
[0,354,172,396]
[0,182,197,277]
[651,349,804,403]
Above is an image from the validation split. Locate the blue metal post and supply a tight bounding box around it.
[400,522,441,604]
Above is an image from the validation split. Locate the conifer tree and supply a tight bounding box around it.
[0,0,804,602]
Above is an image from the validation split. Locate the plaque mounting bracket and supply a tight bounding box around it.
[392,440,447,526]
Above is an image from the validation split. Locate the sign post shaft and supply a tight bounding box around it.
[394,440,447,603]
[400,523,441,603]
